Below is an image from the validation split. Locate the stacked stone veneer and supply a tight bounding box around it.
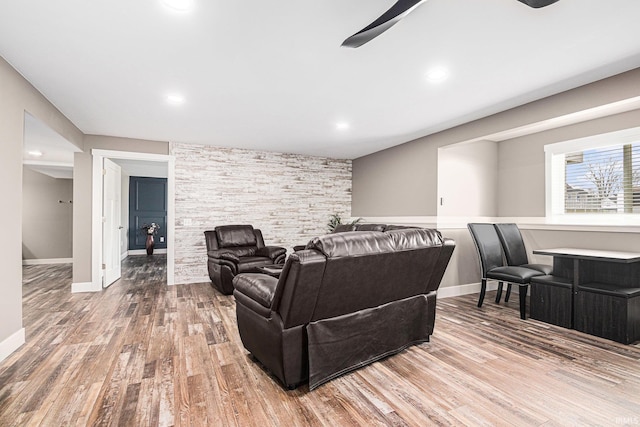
[170,142,352,284]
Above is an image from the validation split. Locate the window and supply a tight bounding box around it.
[545,127,640,224]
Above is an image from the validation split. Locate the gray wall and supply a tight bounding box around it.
[72,135,169,284]
[0,55,83,351]
[171,143,352,284]
[353,140,435,216]
[22,168,73,260]
[438,140,498,217]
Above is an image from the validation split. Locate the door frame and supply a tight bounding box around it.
[91,149,175,289]
[102,158,122,287]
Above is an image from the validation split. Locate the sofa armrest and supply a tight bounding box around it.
[208,250,240,263]
[233,273,279,309]
[255,246,286,261]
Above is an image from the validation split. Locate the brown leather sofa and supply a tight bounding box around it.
[233,228,455,390]
[204,225,286,295]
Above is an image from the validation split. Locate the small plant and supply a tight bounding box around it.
[327,214,362,232]
[142,222,160,235]
[327,214,342,232]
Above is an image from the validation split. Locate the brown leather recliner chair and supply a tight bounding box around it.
[204,225,286,295]
[233,228,455,390]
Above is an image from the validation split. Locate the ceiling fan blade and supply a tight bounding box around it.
[341,0,428,48]
[516,0,560,8]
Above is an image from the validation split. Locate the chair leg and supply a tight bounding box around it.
[495,282,504,303]
[519,284,528,320]
[505,284,512,302]
[478,279,487,308]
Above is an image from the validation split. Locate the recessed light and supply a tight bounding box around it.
[161,0,194,12]
[425,66,449,83]
[166,94,185,105]
[336,122,350,131]
[27,150,43,157]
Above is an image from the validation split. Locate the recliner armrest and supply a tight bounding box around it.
[233,273,279,309]
[208,250,240,263]
[255,246,286,261]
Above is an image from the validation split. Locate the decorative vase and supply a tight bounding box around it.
[145,234,155,255]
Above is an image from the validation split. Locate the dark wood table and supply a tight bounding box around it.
[532,248,640,344]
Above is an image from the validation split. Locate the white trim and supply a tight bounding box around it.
[544,126,640,225]
[437,282,498,299]
[22,258,72,265]
[92,153,102,290]
[23,160,74,168]
[360,216,438,226]
[128,249,168,256]
[175,276,211,285]
[71,281,102,293]
[0,328,25,363]
[167,155,175,286]
[91,149,175,290]
[518,222,640,233]
[437,281,524,299]
[121,251,128,261]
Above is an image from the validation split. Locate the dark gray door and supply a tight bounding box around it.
[128,177,167,250]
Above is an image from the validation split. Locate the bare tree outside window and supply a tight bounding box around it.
[584,158,621,209]
[564,143,640,214]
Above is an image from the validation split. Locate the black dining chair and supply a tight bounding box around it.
[467,223,544,319]
[494,223,552,303]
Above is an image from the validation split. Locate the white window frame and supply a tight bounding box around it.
[545,126,640,226]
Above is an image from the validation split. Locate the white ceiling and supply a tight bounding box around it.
[3,0,640,159]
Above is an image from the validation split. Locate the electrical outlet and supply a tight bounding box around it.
[160,236,165,243]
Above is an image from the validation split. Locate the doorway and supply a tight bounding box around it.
[91,149,175,289]
[128,176,168,253]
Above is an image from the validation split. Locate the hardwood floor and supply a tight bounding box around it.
[2,257,639,426]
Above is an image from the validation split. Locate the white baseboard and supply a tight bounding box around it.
[72,281,102,293]
[22,258,72,265]
[0,328,25,363]
[128,249,167,256]
[175,276,210,286]
[121,251,128,261]
[437,281,499,299]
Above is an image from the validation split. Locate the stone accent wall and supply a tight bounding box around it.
[171,142,352,284]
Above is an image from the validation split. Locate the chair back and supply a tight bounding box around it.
[307,229,445,322]
[467,223,504,276]
[494,223,529,266]
[204,225,266,256]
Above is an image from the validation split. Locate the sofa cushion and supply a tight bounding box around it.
[215,225,257,248]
